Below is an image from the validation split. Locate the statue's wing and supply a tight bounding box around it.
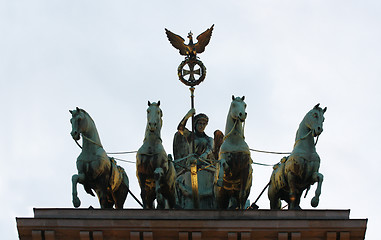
[213,129,224,160]
[195,24,214,54]
[173,131,190,172]
[165,28,187,56]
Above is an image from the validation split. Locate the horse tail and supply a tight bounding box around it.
[112,162,144,208]
[120,166,129,189]
[108,157,126,193]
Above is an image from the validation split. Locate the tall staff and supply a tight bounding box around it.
[165,25,214,209]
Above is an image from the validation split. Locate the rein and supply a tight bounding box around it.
[82,134,103,148]
[74,140,82,149]
[74,138,138,163]
[293,130,311,148]
[293,130,319,148]
[223,119,245,141]
[74,133,103,149]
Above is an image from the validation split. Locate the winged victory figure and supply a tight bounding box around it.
[165,24,214,59]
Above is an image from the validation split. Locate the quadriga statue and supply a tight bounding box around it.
[216,96,253,209]
[268,104,327,210]
[70,107,129,209]
[136,101,177,209]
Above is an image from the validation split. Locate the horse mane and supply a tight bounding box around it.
[79,109,94,122]
[72,108,94,123]
[74,108,98,136]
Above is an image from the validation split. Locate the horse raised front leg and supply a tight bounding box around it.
[311,172,324,207]
[72,173,85,208]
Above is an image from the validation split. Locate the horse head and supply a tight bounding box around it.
[69,107,89,141]
[147,101,163,132]
[305,103,327,137]
[229,95,247,122]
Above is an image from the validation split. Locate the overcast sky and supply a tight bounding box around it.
[1,1,380,239]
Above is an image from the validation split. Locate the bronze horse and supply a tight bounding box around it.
[216,96,253,209]
[268,104,326,210]
[70,108,129,209]
[136,101,177,209]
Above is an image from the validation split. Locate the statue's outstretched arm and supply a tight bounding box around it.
[177,108,195,134]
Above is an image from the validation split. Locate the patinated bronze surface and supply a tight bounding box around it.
[166,26,215,208]
[216,96,253,209]
[173,109,220,209]
[136,101,177,209]
[166,25,214,87]
[67,25,330,212]
[177,58,206,87]
[70,107,129,209]
[268,104,327,210]
[165,24,214,59]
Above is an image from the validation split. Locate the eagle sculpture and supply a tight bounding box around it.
[165,24,214,59]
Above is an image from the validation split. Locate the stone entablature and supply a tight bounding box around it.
[17,209,367,240]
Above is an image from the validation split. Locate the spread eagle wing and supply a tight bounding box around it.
[165,28,188,56]
[195,24,214,54]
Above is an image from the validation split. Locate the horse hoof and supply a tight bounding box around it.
[73,197,81,208]
[311,197,319,207]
